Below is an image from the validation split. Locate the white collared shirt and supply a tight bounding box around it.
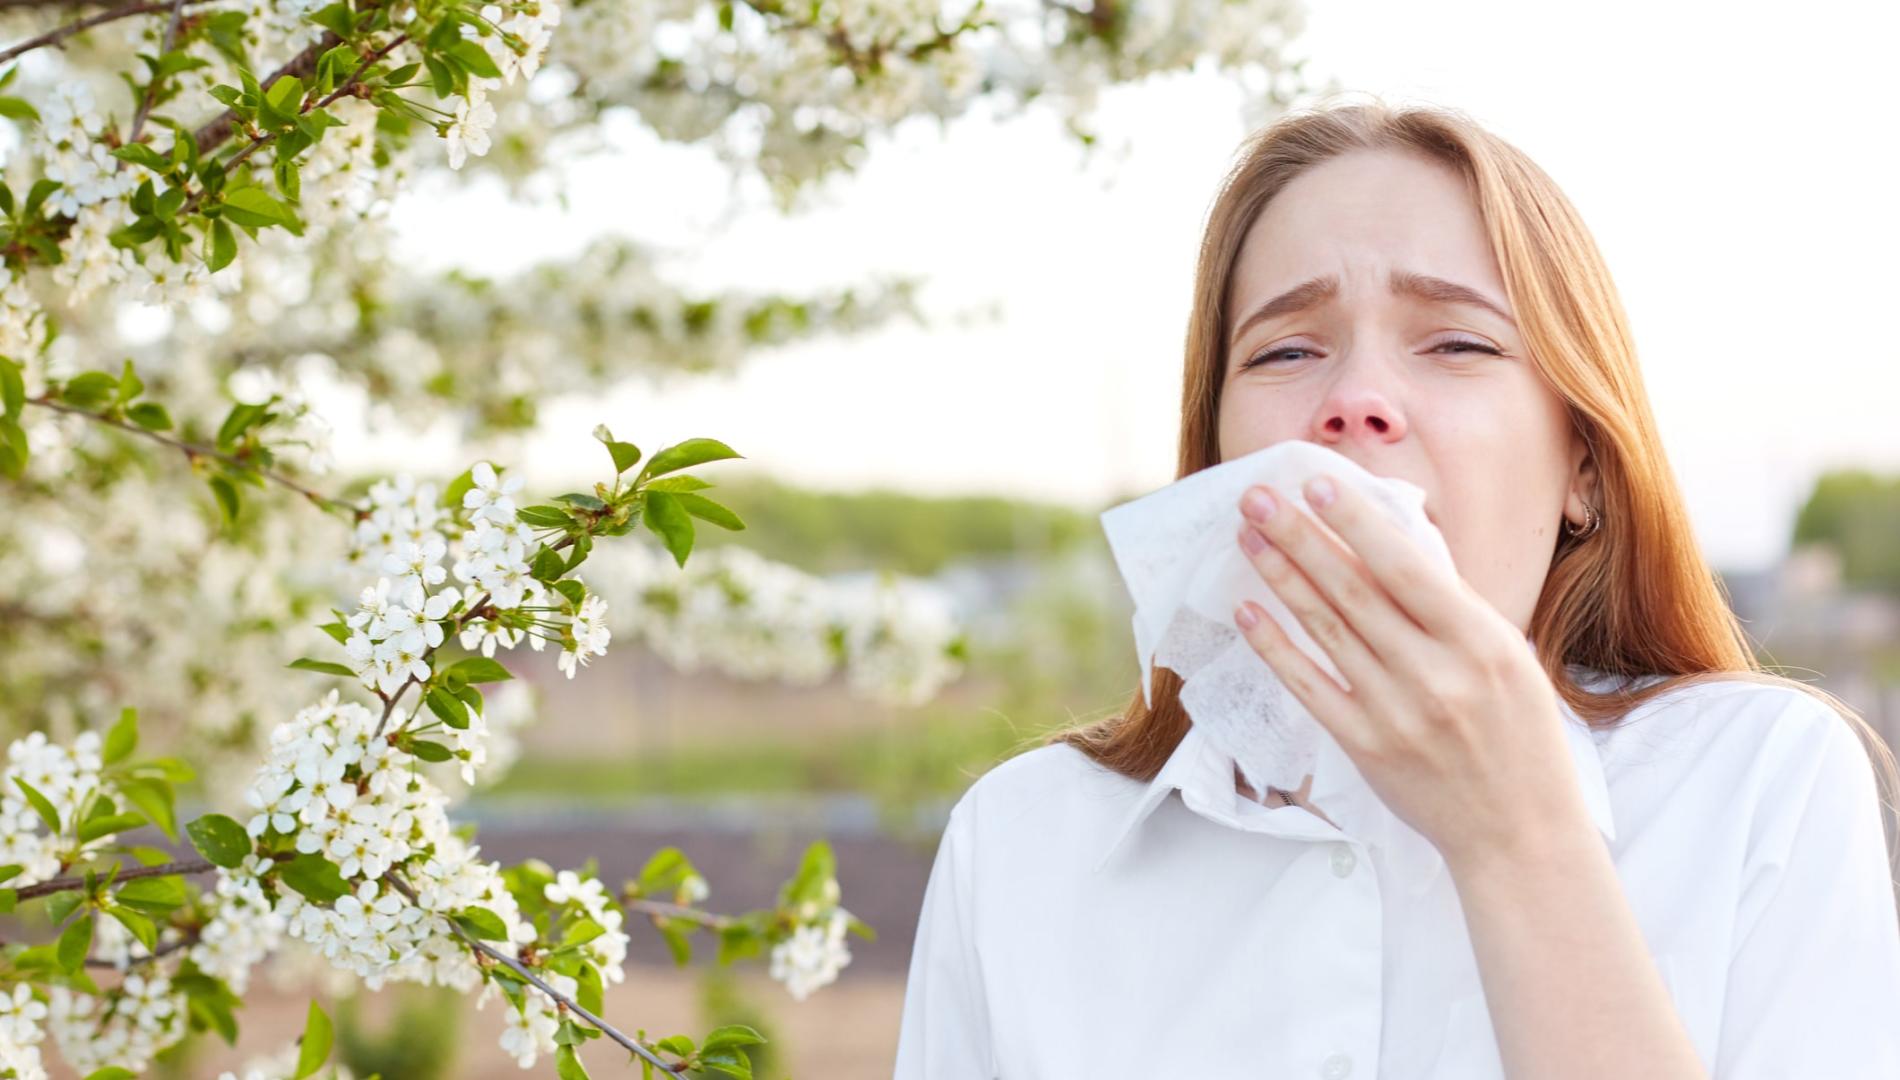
[892,669,1900,1078]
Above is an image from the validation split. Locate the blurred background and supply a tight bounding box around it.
[7,0,1898,1075]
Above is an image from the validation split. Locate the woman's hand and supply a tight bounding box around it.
[1229,473,1592,868]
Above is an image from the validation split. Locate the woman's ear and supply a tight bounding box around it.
[1565,430,1599,524]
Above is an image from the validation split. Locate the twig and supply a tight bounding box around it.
[13,856,216,902]
[25,395,365,517]
[126,0,189,145]
[182,30,408,218]
[623,898,734,931]
[383,872,689,1079]
[0,0,219,66]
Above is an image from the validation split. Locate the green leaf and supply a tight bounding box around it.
[674,493,744,531]
[554,1044,590,1080]
[13,776,60,832]
[0,96,37,123]
[699,1048,754,1080]
[114,361,140,403]
[279,853,349,903]
[83,1069,138,1080]
[219,185,291,228]
[642,491,695,568]
[294,999,332,1079]
[451,906,508,941]
[574,958,604,1015]
[108,906,157,952]
[77,812,147,844]
[288,657,356,677]
[215,400,267,448]
[442,466,476,509]
[656,1035,695,1057]
[265,74,304,115]
[57,912,94,973]
[103,707,138,765]
[562,918,605,948]
[638,438,741,483]
[208,475,241,526]
[116,776,178,841]
[0,356,23,418]
[442,656,513,684]
[0,415,26,478]
[59,371,120,409]
[425,687,468,729]
[206,217,237,272]
[516,505,574,529]
[555,491,607,512]
[116,873,188,914]
[0,865,20,885]
[443,39,503,79]
[186,813,251,868]
[406,739,453,763]
[127,401,173,431]
[701,1025,766,1053]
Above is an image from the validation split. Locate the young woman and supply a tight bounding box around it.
[892,98,1900,1079]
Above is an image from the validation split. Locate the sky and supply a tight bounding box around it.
[366,0,1900,574]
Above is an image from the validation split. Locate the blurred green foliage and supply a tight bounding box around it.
[336,984,463,1079]
[1793,469,1900,592]
[682,475,1106,576]
[697,966,783,1079]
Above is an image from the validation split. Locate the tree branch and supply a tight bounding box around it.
[25,395,365,517]
[0,0,219,66]
[623,897,734,931]
[125,0,189,145]
[12,856,217,902]
[383,872,689,1079]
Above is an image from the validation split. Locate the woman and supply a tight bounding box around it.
[891,98,1900,1079]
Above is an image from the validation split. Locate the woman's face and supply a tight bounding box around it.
[1216,147,1594,635]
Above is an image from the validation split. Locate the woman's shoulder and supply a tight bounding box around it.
[1585,669,1880,821]
[938,736,1145,851]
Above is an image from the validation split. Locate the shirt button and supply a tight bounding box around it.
[1320,1052,1353,1079]
[1330,842,1357,878]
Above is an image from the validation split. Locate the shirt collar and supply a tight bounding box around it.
[1090,663,1620,875]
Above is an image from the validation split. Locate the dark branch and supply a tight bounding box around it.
[26,395,364,517]
[384,872,689,1079]
[13,857,217,902]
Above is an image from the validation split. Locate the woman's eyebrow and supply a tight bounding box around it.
[1228,269,1517,348]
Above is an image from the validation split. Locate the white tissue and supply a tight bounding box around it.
[1099,439,1460,890]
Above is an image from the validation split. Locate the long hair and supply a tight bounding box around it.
[1041,94,1900,854]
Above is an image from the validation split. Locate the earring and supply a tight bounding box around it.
[1564,501,1601,539]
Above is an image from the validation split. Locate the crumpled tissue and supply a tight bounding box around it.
[1099,439,1460,890]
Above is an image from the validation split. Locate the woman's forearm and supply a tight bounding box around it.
[1444,810,1709,1080]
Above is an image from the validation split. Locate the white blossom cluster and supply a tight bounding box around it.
[442,1,565,169]
[768,873,856,1002]
[46,973,184,1076]
[0,984,49,1080]
[0,731,110,886]
[217,1039,358,1080]
[340,460,608,689]
[590,540,965,706]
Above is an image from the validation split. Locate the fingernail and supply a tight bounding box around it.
[1242,487,1277,521]
[1239,526,1266,554]
[1234,602,1259,630]
[1305,475,1336,508]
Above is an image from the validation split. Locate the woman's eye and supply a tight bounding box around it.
[1239,339,1499,370]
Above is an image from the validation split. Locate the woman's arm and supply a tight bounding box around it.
[1447,801,1708,1080]
[892,797,998,1080]
[1448,696,1900,1080]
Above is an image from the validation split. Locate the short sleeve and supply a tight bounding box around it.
[1715,697,1900,1078]
[892,795,997,1080]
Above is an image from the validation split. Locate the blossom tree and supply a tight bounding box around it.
[0,0,1325,1074]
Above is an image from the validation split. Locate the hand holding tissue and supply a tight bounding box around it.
[1099,440,1472,893]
